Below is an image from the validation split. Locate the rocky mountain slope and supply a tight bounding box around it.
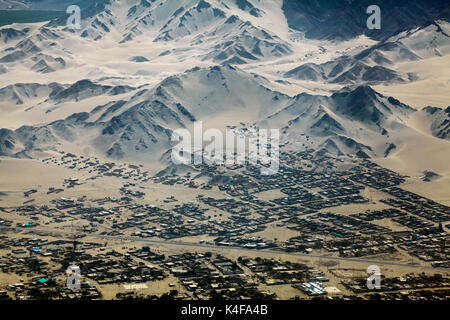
[0,65,421,163]
[0,0,448,168]
[282,0,450,41]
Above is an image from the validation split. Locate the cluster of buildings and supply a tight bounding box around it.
[239,257,321,286]
[129,250,275,300]
[0,146,448,300]
[342,273,450,295]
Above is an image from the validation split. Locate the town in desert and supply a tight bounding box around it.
[0,0,449,302]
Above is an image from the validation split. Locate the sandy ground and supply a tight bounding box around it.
[370,110,450,204]
[374,55,450,109]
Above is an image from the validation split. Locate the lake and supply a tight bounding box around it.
[0,10,66,27]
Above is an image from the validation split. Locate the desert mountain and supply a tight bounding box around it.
[0,65,420,164]
[0,0,448,170]
[422,106,450,140]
